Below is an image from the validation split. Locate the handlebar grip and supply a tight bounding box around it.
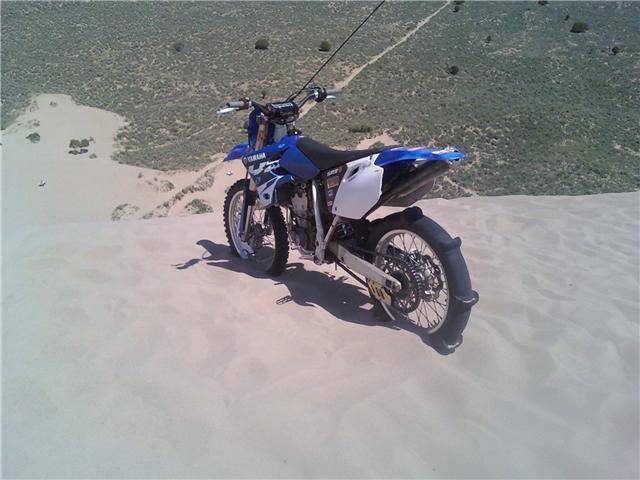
[326,88,342,96]
[226,101,246,108]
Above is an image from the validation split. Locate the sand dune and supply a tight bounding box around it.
[3,185,638,477]
[2,94,639,477]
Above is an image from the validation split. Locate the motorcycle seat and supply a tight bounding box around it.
[296,137,395,171]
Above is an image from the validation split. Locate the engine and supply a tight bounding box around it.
[289,184,315,253]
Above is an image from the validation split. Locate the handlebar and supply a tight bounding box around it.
[226,101,247,109]
[217,86,342,117]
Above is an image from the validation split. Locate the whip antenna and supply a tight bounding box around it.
[286,0,386,101]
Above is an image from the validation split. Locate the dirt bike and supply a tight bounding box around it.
[218,86,478,352]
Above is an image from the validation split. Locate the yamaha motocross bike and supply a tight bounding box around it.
[218,86,478,352]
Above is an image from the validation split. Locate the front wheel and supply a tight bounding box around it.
[366,206,478,352]
[223,179,289,276]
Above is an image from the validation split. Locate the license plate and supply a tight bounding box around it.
[367,280,392,305]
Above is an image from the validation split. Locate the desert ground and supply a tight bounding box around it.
[2,96,638,478]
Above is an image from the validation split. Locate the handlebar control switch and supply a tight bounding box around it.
[312,86,328,103]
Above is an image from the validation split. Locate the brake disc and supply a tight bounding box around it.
[383,256,424,314]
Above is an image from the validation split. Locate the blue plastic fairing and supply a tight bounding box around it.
[376,146,465,167]
[225,142,250,161]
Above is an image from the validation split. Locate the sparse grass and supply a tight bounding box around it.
[299,1,640,196]
[1,2,430,170]
[2,1,638,196]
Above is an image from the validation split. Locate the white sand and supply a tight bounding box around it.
[3,186,638,477]
[2,95,639,477]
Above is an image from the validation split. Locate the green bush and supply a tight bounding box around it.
[570,21,589,33]
[173,40,184,52]
[26,132,40,143]
[348,124,372,134]
[538,0,549,5]
[485,35,492,43]
[69,139,79,149]
[80,138,90,148]
[453,5,460,12]
[318,40,331,52]
[612,45,622,55]
[255,37,269,50]
[447,65,460,75]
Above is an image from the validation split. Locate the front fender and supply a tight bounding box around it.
[225,142,249,161]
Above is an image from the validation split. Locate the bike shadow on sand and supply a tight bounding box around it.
[173,239,446,354]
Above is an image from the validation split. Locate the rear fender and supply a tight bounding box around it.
[375,146,465,167]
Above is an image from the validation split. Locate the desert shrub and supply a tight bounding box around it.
[26,132,40,143]
[260,89,268,99]
[89,153,97,159]
[612,45,622,55]
[570,21,589,33]
[447,65,460,75]
[453,0,465,4]
[159,180,174,192]
[453,5,460,12]
[564,14,570,21]
[80,138,90,148]
[255,37,269,50]
[348,124,372,133]
[319,40,331,52]
[485,35,492,43]
[69,139,79,149]
[538,0,549,5]
[185,198,212,214]
[49,101,58,107]
[173,40,184,52]
[111,203,139,221]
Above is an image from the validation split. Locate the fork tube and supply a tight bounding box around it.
[239,172,254,239]
[311,180,326,263]
[255,115,268,150]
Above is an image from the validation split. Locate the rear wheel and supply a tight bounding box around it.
[223,179,289,276]
[366,207,478,352]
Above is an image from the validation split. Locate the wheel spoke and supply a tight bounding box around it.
[375,228,449,334]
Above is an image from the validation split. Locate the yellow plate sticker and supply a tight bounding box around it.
[368,280,392,305]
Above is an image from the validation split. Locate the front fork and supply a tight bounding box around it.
[239,173,256,241]
[240,116,267,241]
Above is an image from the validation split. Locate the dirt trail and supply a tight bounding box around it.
[299,1,451,119]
